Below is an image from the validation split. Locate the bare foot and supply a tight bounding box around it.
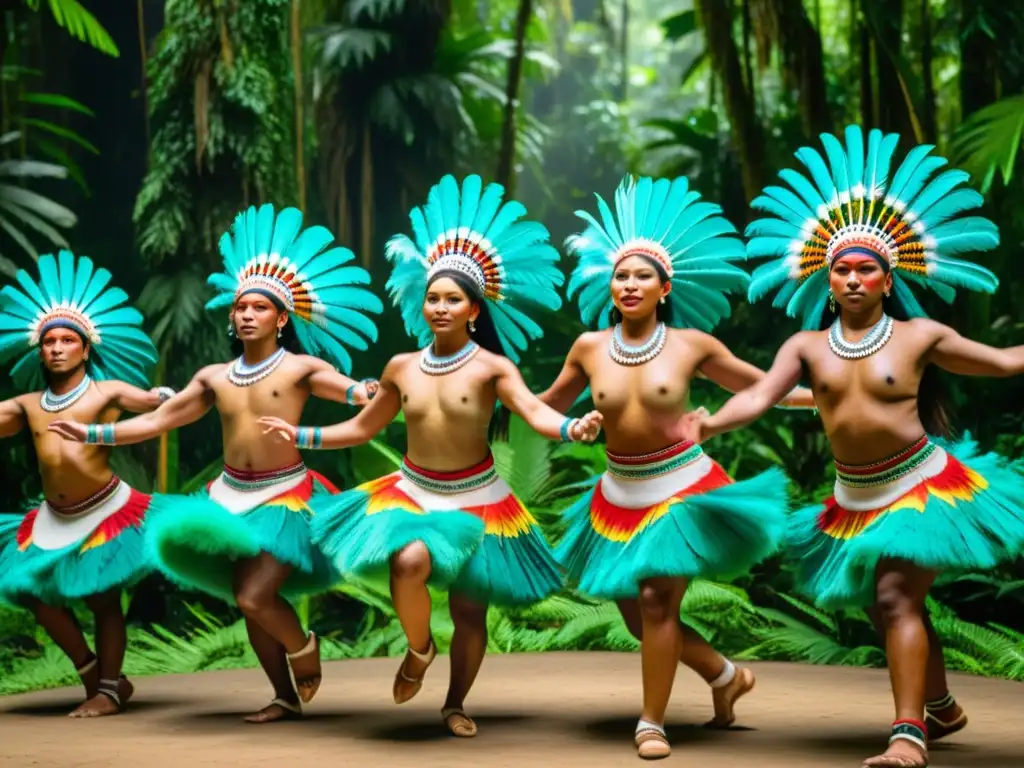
[286,633,322,704]
[243,698,302,724]
[442,707,478,737]
[68,693,121,718]
[927,701,967,741]
[862,739,928,767]
[393,640,435,705]
[635,724,671,760]
[707,666,755,728]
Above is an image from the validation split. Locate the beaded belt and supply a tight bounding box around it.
[400,454,498,495]
[606,441,704,481]
[48,475,121,516]
[834,437,936,489]
[222,462,306,492]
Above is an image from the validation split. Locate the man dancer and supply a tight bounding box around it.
[0,250,175,717]
[50,205,383,723]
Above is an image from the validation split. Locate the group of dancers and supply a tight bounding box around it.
[1,124,1022,767]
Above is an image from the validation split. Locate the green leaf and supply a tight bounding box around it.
[22,118,100,154]
[661,10,698,40]
[39,0,120,57]
[20,92,95,115]
[951,95,1024,194]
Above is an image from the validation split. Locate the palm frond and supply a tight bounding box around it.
[29,0,120,57]
[951,94,1024,193]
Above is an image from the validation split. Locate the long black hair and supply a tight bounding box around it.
[606,255,675,326]
[819,289,954,439]
[425,269,511,439]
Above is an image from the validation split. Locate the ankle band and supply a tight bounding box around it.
[926,692,955,711]
[709,659,736,689]
[270,697,302,714]
[98,678,121,706]
[408,639,435,663]
[287,632,317,660]
[890,719,927,751]
[635,718,666,736]
[76,656,98,677]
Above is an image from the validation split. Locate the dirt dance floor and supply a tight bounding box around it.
[1,652,1022,767]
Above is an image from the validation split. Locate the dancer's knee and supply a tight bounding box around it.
[235,579,274,616]
[391,541,432,582]
[639,583,675,624]
[449,593,487,627]
[875,577,919,625]
[84,590,121,616]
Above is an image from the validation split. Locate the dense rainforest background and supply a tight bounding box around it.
[0,0,1022,694]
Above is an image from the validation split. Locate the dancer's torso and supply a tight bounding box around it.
[800,319,930,464]
[209,354,311,472]
[21,384,118,508]
[391,351,496,472]
[576,328,703,455]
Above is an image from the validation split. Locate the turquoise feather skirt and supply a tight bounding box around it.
[788,435,1024,610]
[556,442,789,600]
[145,469,341,603]
[0,480,152,606]
[309,455,563,606]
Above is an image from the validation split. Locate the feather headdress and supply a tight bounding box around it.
[0,250,157,390]
[206,204,383,374]
[384,174,564,363]
[746,125,999,328]
[565,174,750,330]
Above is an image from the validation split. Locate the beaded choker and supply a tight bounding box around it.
[828,314,894,360]
[228,347,286,387]
[419,340,480,376]
[609,323,666,366]
[40,375,92,413]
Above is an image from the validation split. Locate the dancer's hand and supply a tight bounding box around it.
[677,407,709,444]
[572,410,604,443]
[258,416,298,445]
[47,420,88,443]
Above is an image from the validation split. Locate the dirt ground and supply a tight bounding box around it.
[1,653,1022,767]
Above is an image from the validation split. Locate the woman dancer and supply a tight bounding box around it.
[684,126,1024,768]
[0,250,174,716]
[258,174,602,737]
[49,205,382,723]
[537,174,815,759]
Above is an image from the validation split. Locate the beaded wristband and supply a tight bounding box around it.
[559,417,579,443]
[296,426,323,450]
[156,386,176,403]
[84,423,116,445]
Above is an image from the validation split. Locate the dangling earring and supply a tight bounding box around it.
[884,287,891,298]
[469,318,476,333]
[659,296,666,305]
[828,290,836,313]
[227,323,235,338]
[277,327,283,339]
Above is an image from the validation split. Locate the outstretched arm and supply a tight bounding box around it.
[536,337,591,413]
[695,334,807,442]
[260,358,402,450]
[48,367,217,445]
[926,323,1024,378]
[494,358,602,442]
[0,398,26,439]
[98,380,177,414]
[697,334,815,409]
[303,356,379,406]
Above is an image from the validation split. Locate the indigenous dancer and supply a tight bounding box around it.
[48,205,383,723]
[258,174,603,738]
[537,174,816,759]
[0,250,175,717]
[684,126,1024,768]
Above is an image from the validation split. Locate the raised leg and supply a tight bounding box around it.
[634,577,688,760]
[862,559,936,768]
[389,542,436,704]
[441,592,488,737]
[617,598,755,727]
[233,552,320,703]
[63,591,129,718]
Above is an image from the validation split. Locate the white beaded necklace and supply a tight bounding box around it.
[228,347,287,387]
[40,374,92,413]
[828,314,894,360]
[419,340,480,376]
[608,322,667,366]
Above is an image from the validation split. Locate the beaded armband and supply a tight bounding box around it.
[156,387,176,403]
[296,426,323,450]
[560,417,580,443]
[84,423,117,445]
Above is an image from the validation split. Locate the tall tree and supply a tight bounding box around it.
[496,0,533,192]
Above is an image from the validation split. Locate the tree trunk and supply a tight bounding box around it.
[868,0,914,136]
[617,0,628,101]
[137,0,151,163]
[697,0,766,205]
[360,121,372,267]
[291,0,306,212]
[496,0,533,192]
[920,0,936,142]
[858,4,874,127]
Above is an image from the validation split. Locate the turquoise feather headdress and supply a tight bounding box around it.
[565,174,750,330]
[385,174,564,363]
[746,125,1000,329]
[206,204,384,375]
[0,250,157,390]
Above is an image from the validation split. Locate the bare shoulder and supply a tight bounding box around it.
[784,330,821,358]
[569,330,606,361]
[901,317,948,341]
[288,352,333,374]
[474,347,514,374]
[670,328,715,350]
[193,362,228,386]
[382,352,417,380]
